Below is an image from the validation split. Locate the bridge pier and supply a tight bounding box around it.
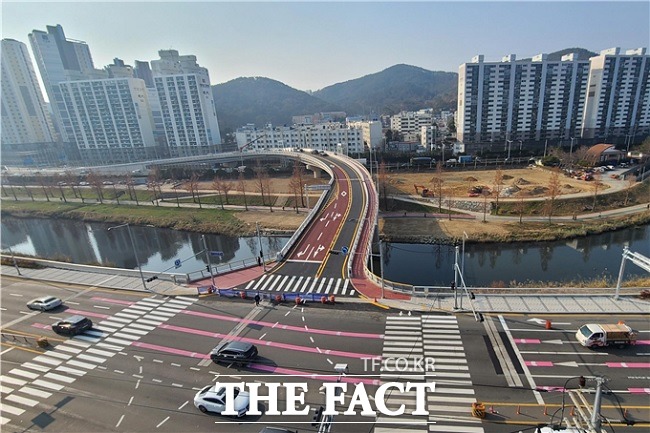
[306,165,322,179]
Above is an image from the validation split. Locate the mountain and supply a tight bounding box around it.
[524,47,598,61]
[313,64,458,116]
[212,77,341,134]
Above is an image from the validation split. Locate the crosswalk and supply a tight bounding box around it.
[0,296,195,427]
[375,314,484,433]
[242,274,355,296]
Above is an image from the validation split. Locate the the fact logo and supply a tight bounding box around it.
[215,381,435,417]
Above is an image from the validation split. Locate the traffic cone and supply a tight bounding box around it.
[516,405,521,415]
[618,320,625,325]
[543,406,548,416]
[545,320,552,330]
[570,406,575,416]
[489,405,495,414]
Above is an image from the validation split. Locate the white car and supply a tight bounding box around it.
[27,296,63,311]
[194,385,250,417]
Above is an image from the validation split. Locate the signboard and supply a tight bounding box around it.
[341,246,349,255]
[210,251,224,257]
[306,184,331,191]
[174,259,181,268]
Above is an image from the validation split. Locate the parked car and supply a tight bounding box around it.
[51,315,92,336]
[27,296,62,311]
[210,341,258,364]
[194,384,250,417]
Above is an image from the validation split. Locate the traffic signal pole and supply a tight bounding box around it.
[201,235,215,289]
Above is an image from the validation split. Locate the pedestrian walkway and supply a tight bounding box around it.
[3,264,648,314]
[375,314,483,433]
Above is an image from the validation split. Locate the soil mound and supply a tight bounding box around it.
[514,178,531,185]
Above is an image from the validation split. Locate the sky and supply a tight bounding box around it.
[2,1,649,93]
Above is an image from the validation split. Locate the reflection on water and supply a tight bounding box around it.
[380,225,650,287]
[1,217,289,274]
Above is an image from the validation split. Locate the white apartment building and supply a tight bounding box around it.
[235,123,364,154]
[457,53,590,145]
[346,120,382,149]
[151,50,221,157]
[28,25,106,143]
[1,39,56,145]
[582,48,650,141]
[390,109,434,133]
[59,78,156,163]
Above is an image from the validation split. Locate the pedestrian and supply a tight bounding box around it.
[257,256,262,266]
[254,293,261,306]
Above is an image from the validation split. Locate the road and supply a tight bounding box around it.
[2,277,648,432]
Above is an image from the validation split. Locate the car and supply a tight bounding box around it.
[194,384,250,417]
[210,341,258,364]
[27,296,62,311]
[51,315,92,336]
[321,152,328,156]
[102,181,114,185]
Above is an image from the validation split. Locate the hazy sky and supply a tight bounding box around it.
[2,1,649,92]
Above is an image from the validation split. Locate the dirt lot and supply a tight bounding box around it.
[388,165,606,199]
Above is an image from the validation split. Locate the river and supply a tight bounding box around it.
[2,217,649,287]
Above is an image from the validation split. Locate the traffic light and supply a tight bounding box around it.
[311,406,324,426]
[146,276,158,282]
[451,281,456,290]
[206,265,210,273]
[469,292,475,300]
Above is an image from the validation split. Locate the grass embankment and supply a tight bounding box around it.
[1,201,252,236]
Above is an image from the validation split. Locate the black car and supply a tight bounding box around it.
[51,315,93,336]
[210,341,258,364]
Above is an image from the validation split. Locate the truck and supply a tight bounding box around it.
[458,155,474,164]
[575,323,637,348]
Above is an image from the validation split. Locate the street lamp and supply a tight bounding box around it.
[570,137,576,162]
[256,222,267,272]
[107,223,147,291]
[506,140,513,160]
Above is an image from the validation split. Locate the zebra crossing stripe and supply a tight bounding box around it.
[292,276,303,292]
[285,276,296,292]
[428,424,484,432]
[8,369,38,380]
[276,275,290,291]
[44,372,75,384]
[244,279,257,290]
[341,279,349,295]
[18,386,52,399]
[309,278,319,293]
[266,275,282,291]
[251,274,268,291]
[300,277,312,293]
[316,278,327,293]
[0,403,24,416]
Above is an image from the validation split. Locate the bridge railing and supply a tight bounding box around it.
[185,256,276,283]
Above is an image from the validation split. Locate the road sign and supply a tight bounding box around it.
[210,251,224,257]
[174,259,181,268]
[341,246,349,255]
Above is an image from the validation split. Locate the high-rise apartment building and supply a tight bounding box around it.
[151,50,221,157]
[390,109,434,134]
[1,39,56,145]
[457,53,590,145]
[58,77,157,163]
[28,25,106,143]
[582,48,650,142]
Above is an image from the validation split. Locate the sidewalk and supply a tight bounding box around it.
[3,264,648,315]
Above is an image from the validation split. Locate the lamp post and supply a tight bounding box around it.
[518,140,523,156]
[256,222,266,272]
[202,235,216,289]
[8,246,21,276]
[462,231,468,277]
[570,137,576,163]
[506,140,512,160]
[107,223,147,291]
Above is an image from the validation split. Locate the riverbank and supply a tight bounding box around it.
[2,198,650,243]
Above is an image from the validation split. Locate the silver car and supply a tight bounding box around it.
[27,296,63,311]
[194,384,250,417]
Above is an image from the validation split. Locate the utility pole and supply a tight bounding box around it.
[590,376,606,431]
[8,246,21,276]
[453,245,459,310]
[379,239,385,299]
[201,235,215,289]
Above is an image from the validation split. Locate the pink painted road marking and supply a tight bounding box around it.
[180,310,383,339]
[131,341,209,359]
[636,340,650,345]
[159,324,380,360]
[514,339,541,344]
[606,362,650,368]
[32,323,51,330]
[90,297,136,306]
[525,361,554,367]
[536,386,566,392]
[248,363,381,386]
[628,388,650,394]
[64,309,111,319]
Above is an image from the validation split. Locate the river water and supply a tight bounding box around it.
[2,217,649,287]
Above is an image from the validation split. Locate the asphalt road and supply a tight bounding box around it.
[2,278,648,432]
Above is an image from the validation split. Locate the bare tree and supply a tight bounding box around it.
[64,170,79,198]
[377,162,391,211]
[289,159,306,208]
[20,176,34,201]
[254,161,273,211]
[238,170,249,211]
[86,170,104,204]
[111,184,120,205]
[624,175,637,206]
[513,194,526,224]
[544,167,562,223]
[125,172,139,205]
[482,190,489,222]
[431,162,445,212]
[591,172,602,212]
[189,172,202,209]
[170,174,180,208]
[211,176,226,210]
[147,167,163,205]
[36,173,50,202]
[492,167,504,214]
